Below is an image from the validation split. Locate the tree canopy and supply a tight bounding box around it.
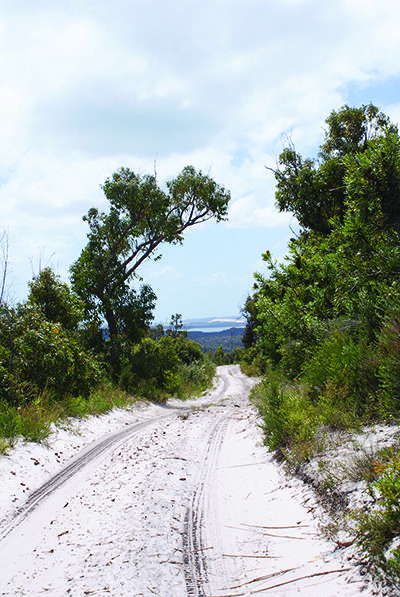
[248,104,400,389]
[70,165,230,370]
[269,103,395,234]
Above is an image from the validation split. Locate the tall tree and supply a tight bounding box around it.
[70,165,230,368]
[269,104,393,235]
[251,104,400,375]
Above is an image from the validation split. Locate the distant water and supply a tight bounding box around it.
[185,326,245,333]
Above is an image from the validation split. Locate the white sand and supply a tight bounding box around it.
[0,366,378,596]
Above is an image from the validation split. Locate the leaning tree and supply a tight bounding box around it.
[70,165,230,370]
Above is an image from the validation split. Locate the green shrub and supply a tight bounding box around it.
[301,329,380,418]
[27,267,84,330]
[318,380,360,430]
[17,398,53,443]
[378,302,400,416]
[0,395,55,445]
[173,359,215,399]
[0,400,19,442]
[174,336,204,365]
[0,306,101,404]
[252,375,324,465]
[355,448,400,585]
[121,336,180,394]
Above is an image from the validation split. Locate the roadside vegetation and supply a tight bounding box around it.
[3,103,400,589]
[0,166,229,451]
[240,104,400,589]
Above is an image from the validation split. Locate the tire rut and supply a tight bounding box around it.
[0,411,176,542]
[183,408,238,596]
[182,367,257,596]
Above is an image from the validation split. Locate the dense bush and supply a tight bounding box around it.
[0,305,101,404]
[377,299,400,416]
[301,329,381,418]
[27,267,84,330]
[121,336,180,396]
[119,333,212,401]
[251,375,324,465]
[244,103,400,588]
[174,336,204,365]
[355,448,400,585]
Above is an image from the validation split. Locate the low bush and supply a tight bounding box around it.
[0,382,137,448]
[0,305,101,404]
[251,375,324,466]
[301,329,380,418]
[172,358,215,399]
[378,301,400,416]
[240,346,268,376]
[0,395,55,446]
[354,447,400,585]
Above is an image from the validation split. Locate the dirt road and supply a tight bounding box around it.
[0,365,373,596]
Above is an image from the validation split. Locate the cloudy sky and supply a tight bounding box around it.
[1,0,399,323]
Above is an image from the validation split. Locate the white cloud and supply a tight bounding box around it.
[0,0,399,315]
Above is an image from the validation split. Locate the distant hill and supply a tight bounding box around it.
[188,327,244,352]
[182,315,246,330]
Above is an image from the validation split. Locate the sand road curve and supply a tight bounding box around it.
[0,365,374,596]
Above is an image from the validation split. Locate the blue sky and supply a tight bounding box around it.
[0,0,399,324]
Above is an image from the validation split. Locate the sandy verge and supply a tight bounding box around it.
[0,365,379,596]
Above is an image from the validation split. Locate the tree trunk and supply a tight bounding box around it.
[104,307,121,376]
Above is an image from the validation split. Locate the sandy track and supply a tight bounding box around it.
[0,413,177,542]
[0,366,375,596]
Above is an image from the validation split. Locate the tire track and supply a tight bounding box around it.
[183,366,253,596]
[0,411,176,542]
[183,413,233,596]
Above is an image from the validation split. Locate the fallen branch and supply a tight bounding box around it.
[225,525,306,539]
[250,568,352,593]
[241,522,309,530]
[224,567,298,590]
[222,553,280,559]
[216,566,351,594]
[191,545,214,553]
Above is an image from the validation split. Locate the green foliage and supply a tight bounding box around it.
[119,327,209,398]
[173,358,215,400]
[0,305,100,403]
[27,267,84,330]
[61,381,134,418]
[377,298,400,415]
[70,166,230,371]
[301,330,380,418]
[344,131,400,230]
[120,336,180,398]
[174,335,203,364]
[241,295,259,349]
[251,377,324,466]
[17,397,53,443]
[0,393,56,445]
[272,104,393,234]
[212,345,226,365]
[0,382,138,447]
[354,449,400,585]
[240,345,267,377]
[211,345,241,365]
[250,103,400,420]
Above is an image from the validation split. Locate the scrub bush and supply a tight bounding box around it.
[355,448,400,585]
[0,305,101,404]
[301,329,380,418]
